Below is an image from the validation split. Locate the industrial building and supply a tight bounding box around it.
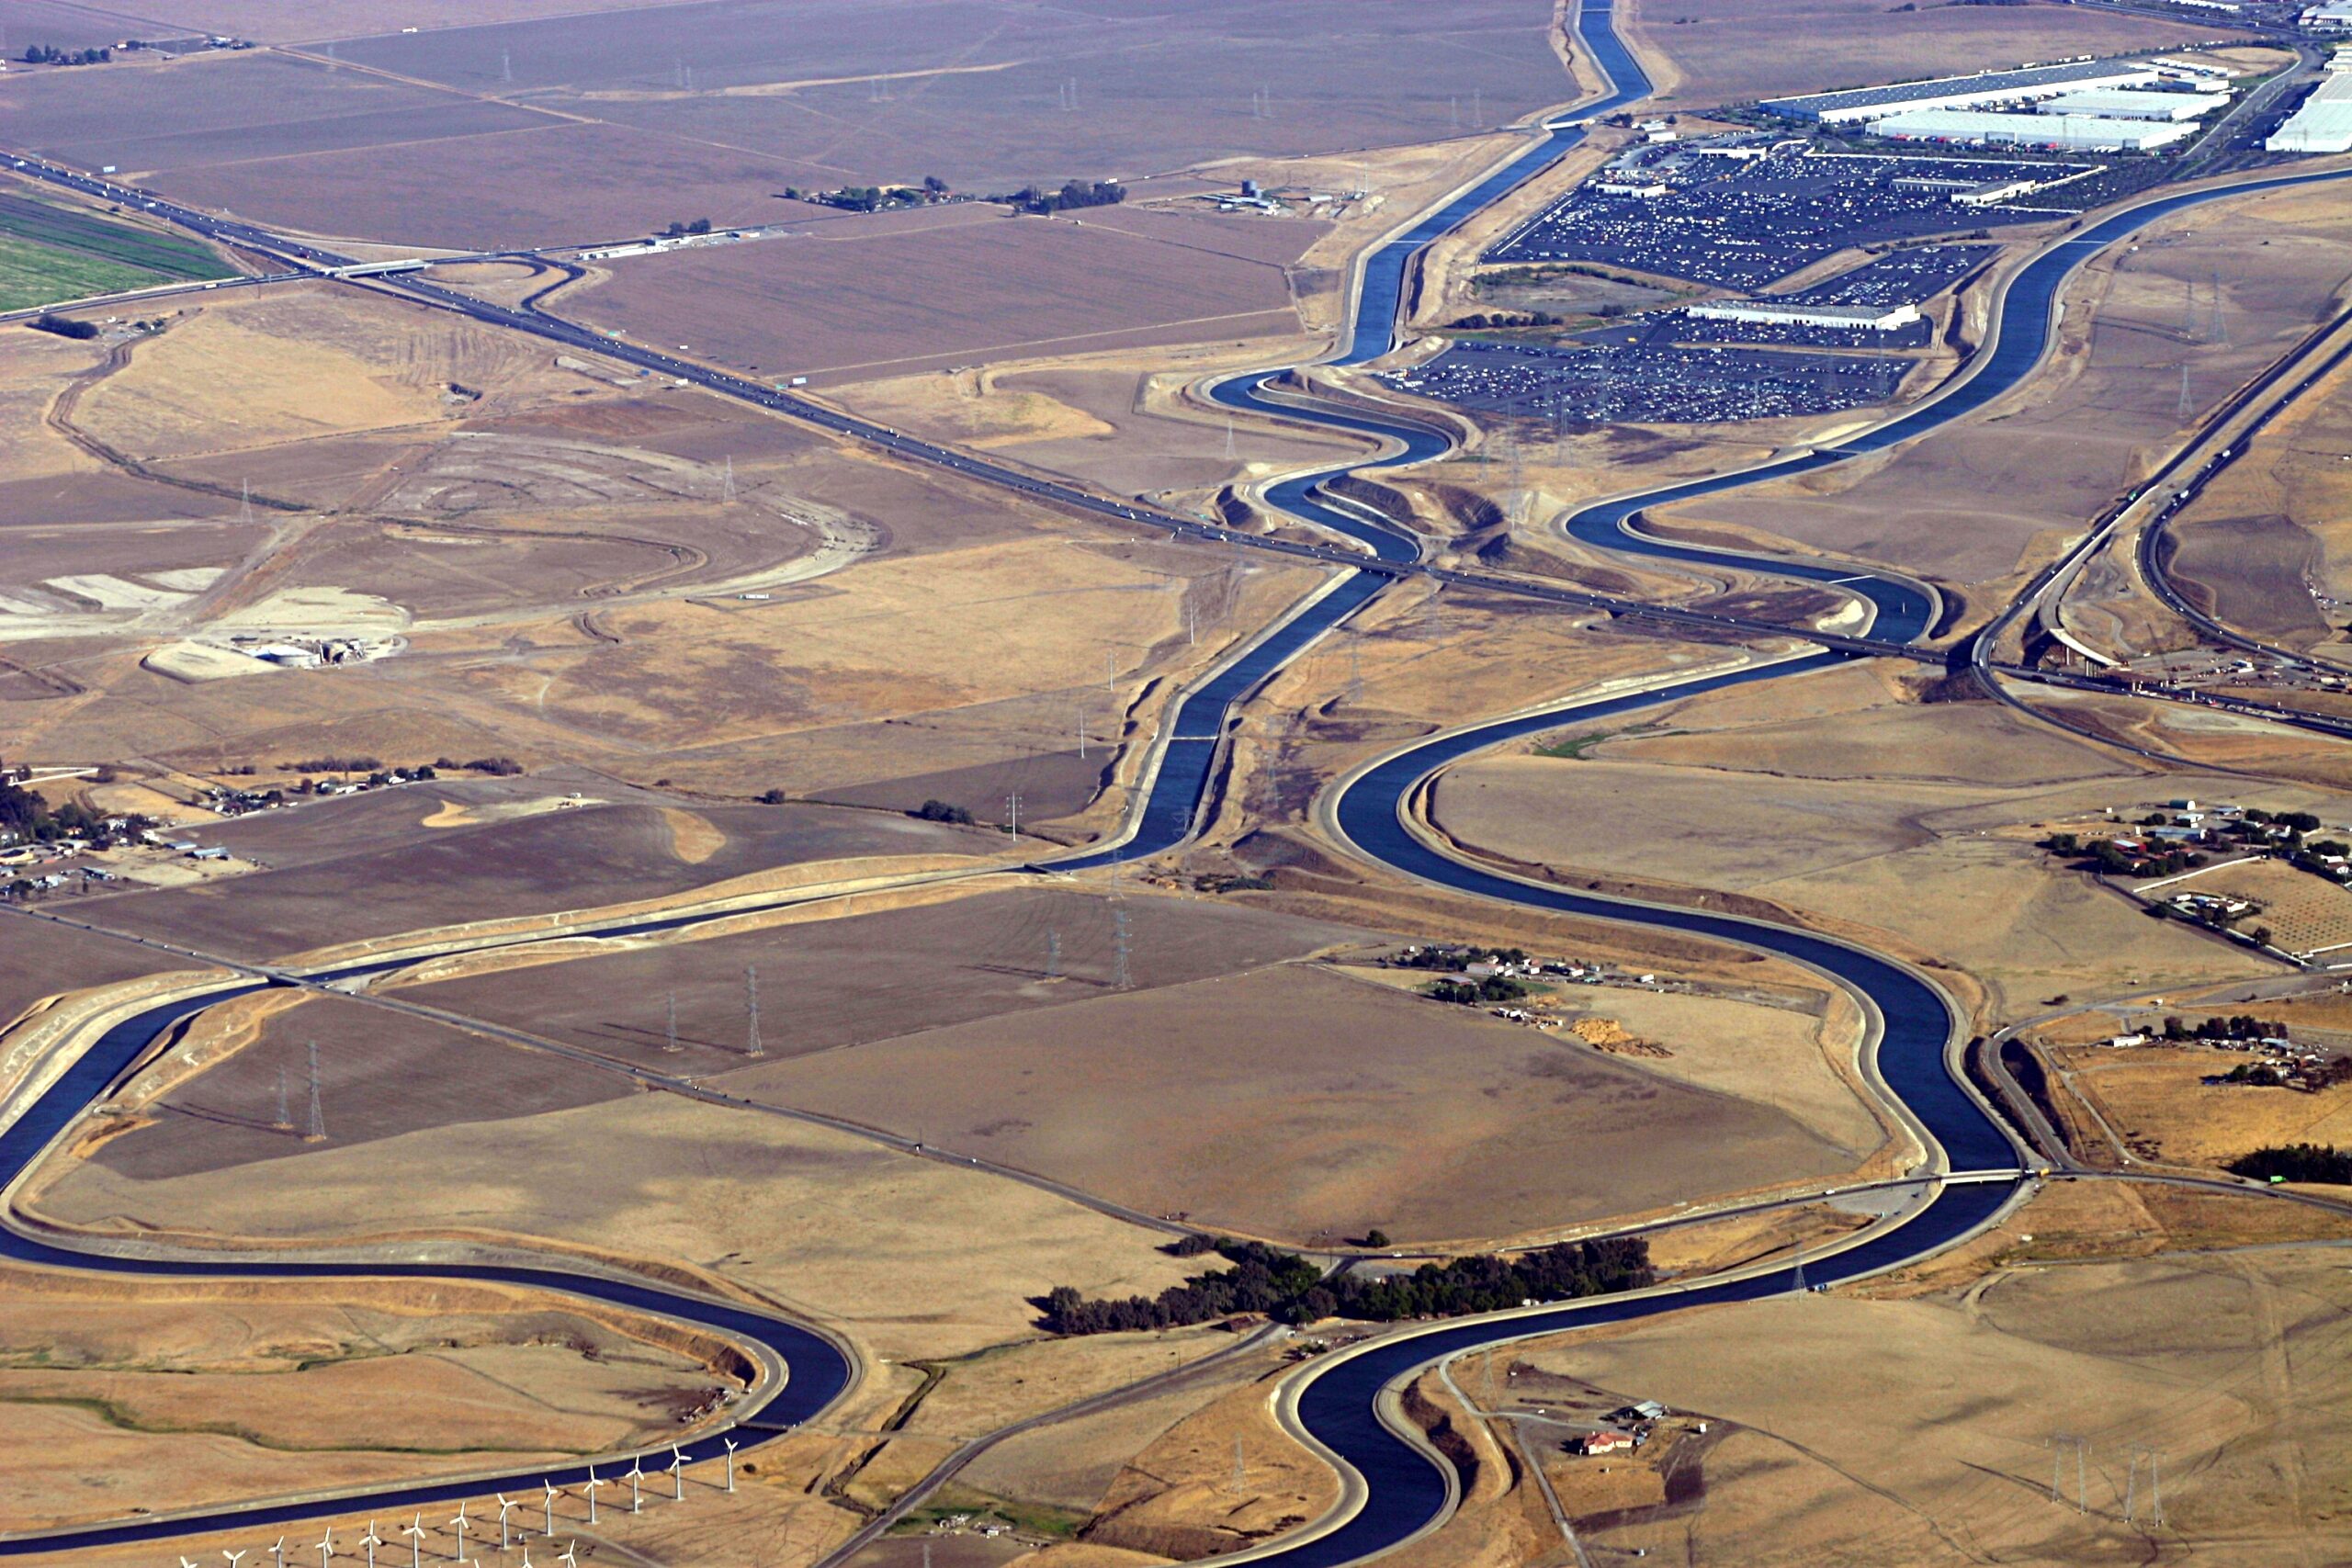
[1685,299,1922,331]
[2303,1,2352,29]
[1763,61,2162,123]
[2267,72,2352,151]
[2037,88,2217,120]
[1867,109,2196,152]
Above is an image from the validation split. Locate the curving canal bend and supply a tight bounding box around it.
[6,1,2352,1559]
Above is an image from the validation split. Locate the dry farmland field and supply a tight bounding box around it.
[1623,0,2215,108]
[0,1,1580,250]
[561,205,1317,385]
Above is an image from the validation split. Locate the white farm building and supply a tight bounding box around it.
[1867,109,2195,152]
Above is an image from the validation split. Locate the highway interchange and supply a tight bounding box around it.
[6,4,2352,1560]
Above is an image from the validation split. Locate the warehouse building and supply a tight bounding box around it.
[2037,88,2219,120]
[1763,61,2163,123]
[1686,299,1923,331]
[1867,109,2195,151]
[2267,73,2352,152]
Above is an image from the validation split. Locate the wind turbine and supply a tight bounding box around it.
[226,1552,249,1568]
[359,1522,380,1568]
[723,1437,739,1493]
[582,1469,605,1527]
[315,1527,335,1568]
[447,1505,469,1563]
[668,1445,685,1501]
[558,1547,578,1568]
[402,1517,425,1568]
[272,1540,288,1568]
[542,1481,559,1537]
[181,1558,200,1568]
[519,1549,533,1568]
[626,1457,644,1514]
[495,1496,516,1553]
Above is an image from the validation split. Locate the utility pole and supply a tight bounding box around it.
[304,1040,325,1142]
[745,965,762,1057]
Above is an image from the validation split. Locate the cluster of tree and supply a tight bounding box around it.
[1193,873,1273,894]
[1426,975,1531,1006]
[910,798,974,825]
[1004,180,1125,216]
[283,755,382,774]
[2226,1143,2352,1184]
[2216,1057,2352,1092]
[20,44,112,64]
[1393,944,1531,973]
[1448,310,1565,331]
[0,778,101,844]
[660,218,714,237]
[2161,1014,2286,1043]
[1040,1235,1652,1335]
[28,315,99,340]
[786,176,950,213]
[2041,834,2204,879]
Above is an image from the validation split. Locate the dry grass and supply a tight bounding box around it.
[1503,1183,2352,1564]
[0,1266,728,1532]
[2055,1044,2352,1171]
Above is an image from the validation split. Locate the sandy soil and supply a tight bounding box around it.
[1426,661,2285,1023]
[29,1085,1198,1364]
[732,962,1866,1247]
[1509,1196,2352,1563]
[0,1267,726,1531]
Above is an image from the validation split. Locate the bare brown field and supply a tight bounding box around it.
[28,1089,1200,1362]
[1428,661,2285,1021]
[1662,186,2352,584]
[0,1266,724,1532]
[0,910,179,1031]
[2053,1043,2352,1171]
[0,5,1576,250]
[2161,351,2352,656]
[564,213,1304,386]
[410,885,1374,1074]
[732,963,1866,1246]
[333,1,1578,190]
[2024,685,2352,791]
[834,359,1367,506]
[75,796,986,963]
[119,0,693,39]
[1510,1212,2352,1562]
[1624,0,2216,108]
[0,1,131,51]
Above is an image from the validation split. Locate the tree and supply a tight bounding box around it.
[1362,1229,1391,1248]
[922,174,949,194]
[757,787,789,805]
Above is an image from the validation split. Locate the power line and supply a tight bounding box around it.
[745,964,762,1058]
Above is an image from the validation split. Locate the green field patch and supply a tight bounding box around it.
[0,236,166,312]
[0,192,231,310]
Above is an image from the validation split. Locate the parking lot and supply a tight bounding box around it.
[1792,243,1994,306]
[1381,339,1914,425]
[1487,149,2077,289]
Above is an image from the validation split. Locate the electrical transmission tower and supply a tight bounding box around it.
[720,454,736,503]
[501,49,513,83]
[239,479,255,527]
[2050,1435,2089,1513]
[745,965,763,1058]
[2126,1445,2163,1527]
[1046,929,1061,980]
[274,1066,291,1131]
[304,1041,325,1142]
[664,992,680,1054]
[1223,419,1236,459]
[1113,905,1132,990]
[1789,1246,1806,1295]
[1005,793,1022,838]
